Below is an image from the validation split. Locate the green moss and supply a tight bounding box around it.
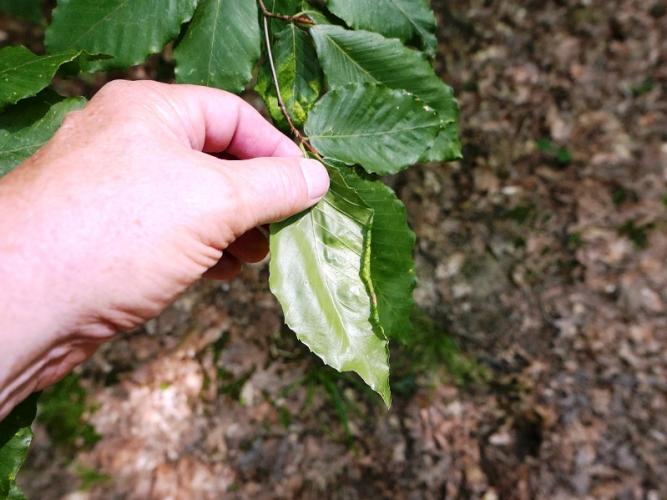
[631,78,654,97]
[217,368,254,401]
[612,188,627,206]
[618,221,655,249]
[537,137,572,166]
[38,374,100,452]
[75,465,111,491]
[567,232,583,250]
[391,310,490,396]
[505,203,537,225]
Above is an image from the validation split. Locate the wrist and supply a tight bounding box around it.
[0,162,80,333]
[0,162,103,418]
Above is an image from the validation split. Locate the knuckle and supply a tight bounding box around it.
[91,81,160,138]
[60,109,84,127]
[96,79,131,99]
[96,79,162,107]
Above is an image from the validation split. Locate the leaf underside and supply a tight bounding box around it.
[305,83,441,174]
[46,0,199,70]
[270,169,391,406]
[174,0,261,92]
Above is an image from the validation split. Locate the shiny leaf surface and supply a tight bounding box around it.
[269,169,391,405]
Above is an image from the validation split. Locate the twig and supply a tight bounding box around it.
[261,13,325,162]
[262,16,303,144]
[257,0,315,26]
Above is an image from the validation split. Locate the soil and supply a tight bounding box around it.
[2,0,667,498]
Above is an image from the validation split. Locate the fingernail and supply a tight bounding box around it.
[300,159,330,200]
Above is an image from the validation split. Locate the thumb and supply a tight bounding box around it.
[219,156,330,230]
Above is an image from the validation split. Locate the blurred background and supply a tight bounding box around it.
[2,0,666,498]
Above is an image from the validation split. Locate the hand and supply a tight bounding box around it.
[0,80,329,418]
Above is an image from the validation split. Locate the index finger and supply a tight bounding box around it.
[160,83,304,159]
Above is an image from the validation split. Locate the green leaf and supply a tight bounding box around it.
[0,429,31,499]
[174,0,261,92]
[269,169,391,406]
[336,167,416,343]
[0,92,86,177]
[45,0,198,70]
[304,83,440,174]
[324,0,437,56]
[310,25,461,161]
[0,394,39,499]
[0,46,83,109]
[0,0,42,22]
[423,121,462,163]
[255,23,322,129]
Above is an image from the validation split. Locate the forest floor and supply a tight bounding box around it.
[4,0,667,498]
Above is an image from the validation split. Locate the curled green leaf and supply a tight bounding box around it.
[335,166,417,343]
[269,169,391,406]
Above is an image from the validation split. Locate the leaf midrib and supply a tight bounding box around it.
[67,0,131,47]
[309,122,436,140]
[321,32,379,84]
[307,192,372,346]
[388,0,426,39]
[204,0,223,86]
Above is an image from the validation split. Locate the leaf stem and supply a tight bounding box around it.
[257,0,315,26]
[260,11,324,162]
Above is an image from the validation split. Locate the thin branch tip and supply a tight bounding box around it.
[257,0,315,26]
[260,6,324,163]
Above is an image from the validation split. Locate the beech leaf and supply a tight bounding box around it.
[174,0,261,92]
[335,166,416,343]
[0,92,86,177]
[310,25,461,162]
[305,83,441,174]
[46,0,198,70]
[269,168,391,406]
[325,0,437,55]
[0,46,82,109]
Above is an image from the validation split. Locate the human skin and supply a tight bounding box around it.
[0,80,330,420]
